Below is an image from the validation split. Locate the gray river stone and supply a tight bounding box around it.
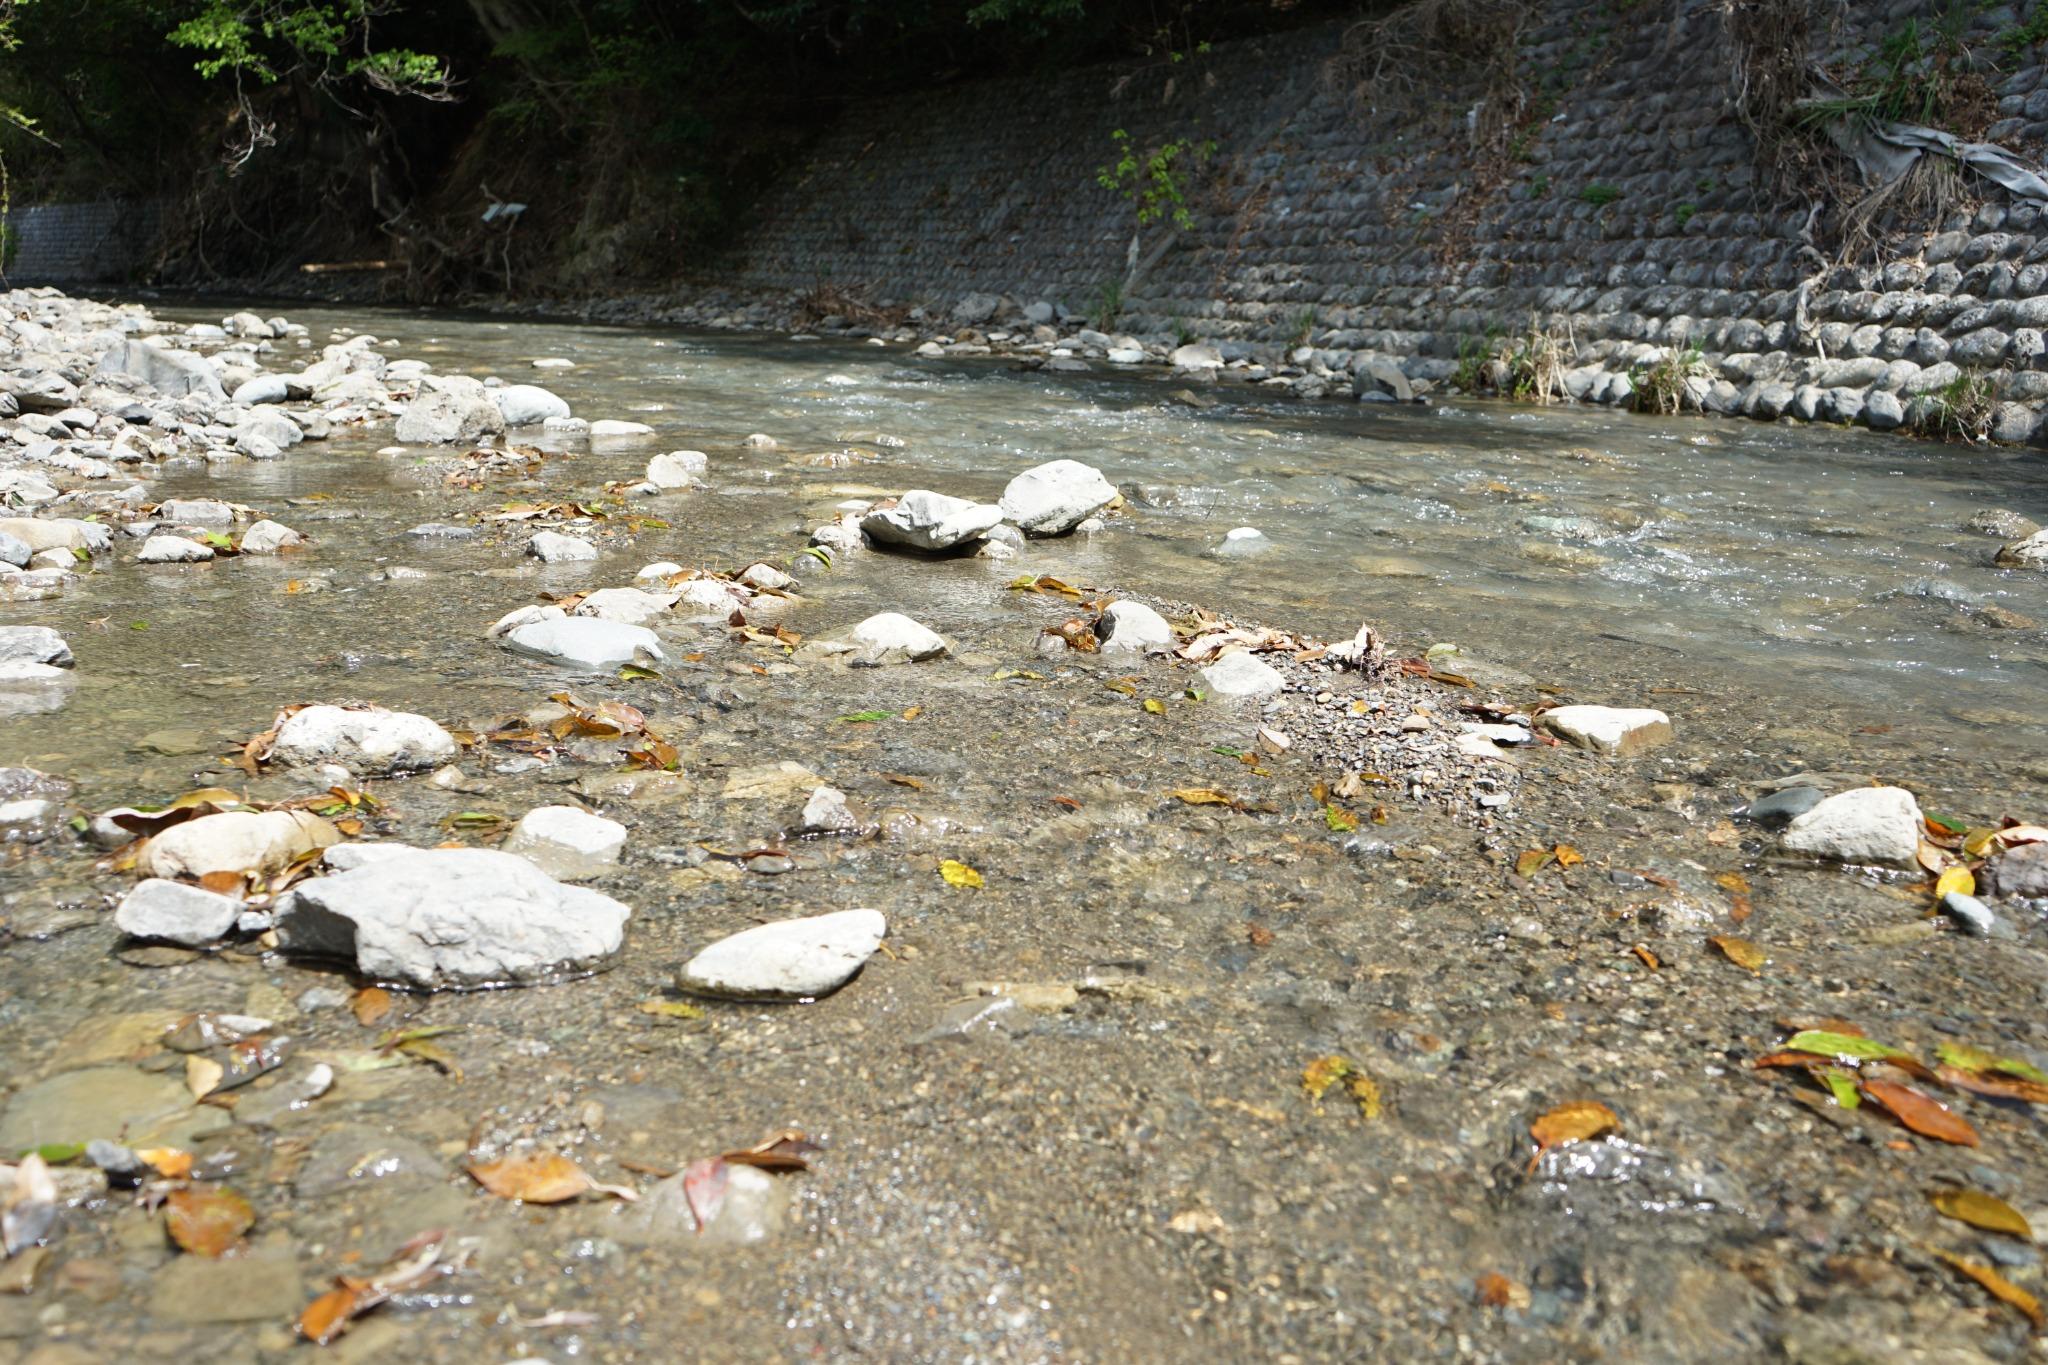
[850,612,948,663]
[137,534,213,563]
[1200,650,1284,699]
[0,1066,223,1150]
[395,380,506,444]
[0,626,72,669]
[1096,600,1174,653]
[492,383,571,425]
[275,846,633,988]
[678,908,887,1000]
[1745,785,1825,828]
[530,530,599,563]
[96,339,225,401]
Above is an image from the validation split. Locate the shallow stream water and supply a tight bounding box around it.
[4,302,2048,1363]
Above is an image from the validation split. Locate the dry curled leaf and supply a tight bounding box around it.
[1170,787,1234,806]
[1528,1100,1620,1171]
[1553,844,1584,869]
[134,1148,192,1179]
[297,1286,361,1345]
[1860,1078,1979,1147]
[467,1152,593,1204]
[1475,1271,1531,1310]
[163,1187,254,1258]
[720,1129,822,1173]
[1932,1188,2032,1239]
[1513,849,1554,878]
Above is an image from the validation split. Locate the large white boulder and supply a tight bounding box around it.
[238,520,304,555]
[677,909,886,1000]
[270,705,458,775]
[862,490,1004,551]
[96,340,225,401]
[136,535,214,564]
[646,452,706,489]
[999,460,1116,536]
[1781,786,1924,866]
[0,627,72,670]
[530,531,599,563]
[395,379,506,444]
[275,847,633,988]
[492,384,571,426]
[850,612,948,663]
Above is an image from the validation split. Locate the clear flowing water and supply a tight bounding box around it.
[4,301,2048,1363]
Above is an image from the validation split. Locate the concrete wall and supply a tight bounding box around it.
[5,200,162,285]
[720,0,2048,438]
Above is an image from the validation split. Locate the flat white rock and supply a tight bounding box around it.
[137,535,213,563]
[530,530,598,563]
[1781,786,1924,866]
[116,878,244,946]
[503,805,628,880]
[238,520,303,554]
[0,626,72,669]
[270,705,458,774]
[505,617,664,670]
[589,419,655,438]
[1200,650,1284,699]
[1538,705,1673,756]
[678,909,887,1000]
[275,847,632,988]
[574,587,677,627]
[645,452,706,488]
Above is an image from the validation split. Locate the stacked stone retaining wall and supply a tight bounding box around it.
[719,0,2048,441]
[4,200,162,285]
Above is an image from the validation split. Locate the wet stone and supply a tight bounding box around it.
[1745,784,1825,828]
[677,908,886,1000]
[0,1067,220,1150]
[148,1250,303,1323]
[1781,786,1924,866]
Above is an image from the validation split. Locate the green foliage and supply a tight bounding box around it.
[1674,202,1697,228]
[1918,368,2001,442]
[1631,345,1707,416]
[1452,326,1504,393]
[1579,182,1622,207]
[167,0,449,93]
[1090,278,1123,331]
[1997,4,2048,61]
[1097,128,1214,231]
[1527,174,1549,199]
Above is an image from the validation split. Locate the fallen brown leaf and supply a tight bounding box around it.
[1528,1100,1620,1171]
[164,1187,254,1258]
[1860,1078,1979,1146]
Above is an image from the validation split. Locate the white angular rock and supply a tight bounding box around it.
[0,626,72,669]
[275,847,632,988]
[137,535,214,563]
[96,340,224,401]
[851,612,948,663]
[238,520,303,555]
[116,879,244,946]
[737,562,795,591]
[862,490,1004,551]
[1998,529,2048,568]
[589,419,655,438]
[503,805,628,880]
[1538,705,1673,756]
[505,617,665,670]
[156,499,234,525]
[394,381,505,444]
[1781,786,1924,866]
[487,604,565,638]
[139,809,340,879]
[800,785,858,833]
[0,517,111,554]
[678,908,886,1000]
[492,384,571,426]
[1169,342,1223,371]
[645,451,706,488]
[1215,526,1268,557]
[999,460,1116,536]
[670,578,746,618]
[1200,650,1285,699]
[1096,600,1173,653]
[270,705,458,775]
[530,530,599,563]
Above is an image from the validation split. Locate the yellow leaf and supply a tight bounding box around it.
[939,859,984,889]
[1932,1188,2033,1239]
[1714,871,1751,895]
[1528,1100,1620,1170]
[900,706,923,721]
[1934,865,1976,902]
[1553,844,1584,869]
[1514,849,1554,878]
[1170,788,1234,806]
[1710,935,1766,973]
[1935,1250,2046,1329]
[1142,698,1166,715]
[637,999,706,1020]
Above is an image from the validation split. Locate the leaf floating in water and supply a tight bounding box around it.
[297,1286,362,1345]
[637,999,705,1021]
[939,859,984,890]
[185,1055,225,1100]
[163,1187,254,1258]
[1714,871,1751,895]
[1932,1188,2033,1239]
[1527,1100,1620,1171]
[1859,1078,1978,1146]
[1819,1068,1861,1109]
[1935,1250,2046,1329]
[1709,935,1766,973]
[134,1147,192,1179]
[467,1152,596,1204]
